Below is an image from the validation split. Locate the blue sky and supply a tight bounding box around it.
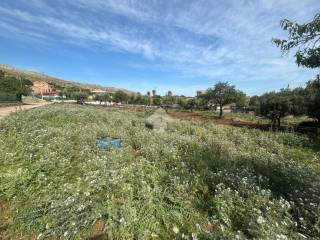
[0,0,319,96]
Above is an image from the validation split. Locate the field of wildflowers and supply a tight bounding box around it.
[0,104,319,239]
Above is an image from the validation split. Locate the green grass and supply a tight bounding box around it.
[0,104,319,239]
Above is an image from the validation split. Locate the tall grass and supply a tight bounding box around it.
[0,104,319,239]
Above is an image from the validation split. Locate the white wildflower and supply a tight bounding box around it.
[276,234,288,240]
[172,226,179,234]
[192,233,198,240]
[257,216,266,224]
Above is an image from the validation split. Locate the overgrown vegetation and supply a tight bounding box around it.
[249,76,320,128]
[0,70,32,101]
[0,104,319,239]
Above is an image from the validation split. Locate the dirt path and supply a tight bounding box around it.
[167,111,272,131]
[0,102,49,119]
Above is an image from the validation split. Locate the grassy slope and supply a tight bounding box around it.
[0,104,319,239]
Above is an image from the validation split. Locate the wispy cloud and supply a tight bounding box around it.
[0,0,319,95]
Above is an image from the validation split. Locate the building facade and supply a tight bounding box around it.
[32,81,58,96]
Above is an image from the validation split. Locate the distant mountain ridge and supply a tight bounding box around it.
[0,64,134,94]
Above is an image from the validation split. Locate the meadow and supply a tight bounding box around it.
[0,104,319,239]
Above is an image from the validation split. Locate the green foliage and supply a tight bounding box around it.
[72,91,89,104]
[162,93,176,105]
[305,75,320,122]
[253,79,319,125]
[130,93,149,105]
[0,72,32,100]
[185,98,197,112]
[259,89,292,127]
[206,82,239,118]
[249,95,260,112]
[59,87,90,100]
[114,90,129,103]
[0,105,319,239]
[234,90,248,108]
[152,95,162,106]
[273,13,320,69]
[204,169,295,239]
[95,93,112,103]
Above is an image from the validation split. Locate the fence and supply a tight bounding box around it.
[0,92,19,102]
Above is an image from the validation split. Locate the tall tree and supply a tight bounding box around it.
[273,13,320,68]
[206,82,237,118]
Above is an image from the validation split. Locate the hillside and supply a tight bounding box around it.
[0,64,134,94]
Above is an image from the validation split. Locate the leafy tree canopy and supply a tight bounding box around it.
[95,93,112,103]
[113,90,129,103]
[72,91,89,104]
[234,90,248,107]
[273,13,320,68]
[206,82,238,118]
[259,89,292,128]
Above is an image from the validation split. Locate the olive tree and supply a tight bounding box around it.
[259,89,292,128]
[72,91,89,104]
[114,90,129,103]
[206,82,238,118]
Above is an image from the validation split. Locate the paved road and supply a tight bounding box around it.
[0,102,49,119]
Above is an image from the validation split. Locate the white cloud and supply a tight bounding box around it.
[0,0,319,94]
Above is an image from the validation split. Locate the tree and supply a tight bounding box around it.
[206,82,237,118]
[234,90,248,108]
[290,87,308,116]
[59,88,69,98]
[273,14,320,123]
[95,93,112,104]
[162,92,176,106]
[305,75,320,122]
[185,98,196,112]
[0,75,32,101]
[72,91,88,104]
[194,96,208,110]
[259,89,292,128]
[153,95,162,106]
[273,13,320,69]
[176,97,187,109]
[113,90,129,103]
[249,95,261,113]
